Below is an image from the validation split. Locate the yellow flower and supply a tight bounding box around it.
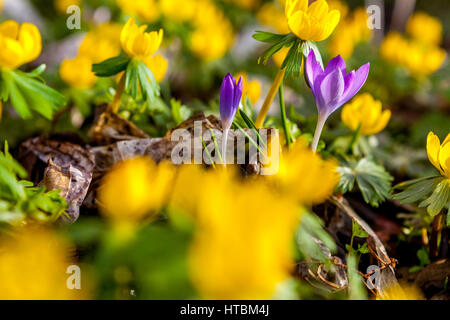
[257,2,290,34]
[160,0,197,22]
[142,54,168,83]
[341,93,391,136]
[235,72,261,105]
[406,12,442,46]
[0,228,87,299]
[60,55,97,89]
[270,139,339,204]
[188,168,300,299]
[99,157,175,222]
[328,7,371,59]
[0,20,42,69]
[272,46,290,68]
[54,0,80,14]
[285,0,340,42]
[327,0,349,19]
[376,283,424,300]
[79,22,122,63]
[116,0,159,22]
[120,18,163,61]
[381,32,446,77]
[427,131,450,178]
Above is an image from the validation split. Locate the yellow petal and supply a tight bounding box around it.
[427,131,442,174]
[18,23,42,64]
[439,138,450,178]
[285,0,308,18]
[308,0,329,20]
[0,20,19,38]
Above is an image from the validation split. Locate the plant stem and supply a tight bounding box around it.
[109,72,126,113]
[311,114,327,152]
[278,82,292,148]
[255,68,286,128]
[429,211,444,260]
[221,128,229,166]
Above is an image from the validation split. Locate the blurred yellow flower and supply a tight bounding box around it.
[116,0,159,22]
[341,93,391,136]
[381,32,446,77]
[60,55,97,89]
[142,54,168,82]
[427,131,450,178]
[189,168,300,299]
[0,228,85,299]
[0,20,42,69]
[270,139,339,204]
[376,283,424,300]
[224,0,261,10]
[285,0,340,41]
[190,0,234,61]
[99,157,175,222]
[120,18,163,61]
[406,12,442,46]
[79,22,122,63]
[328,7,371,59]
[160,0,197,21]
[272,46,290,68]
[235,72,261,104]
[257,2,290,34]
[55,0,80,14]
[327,0,349,19]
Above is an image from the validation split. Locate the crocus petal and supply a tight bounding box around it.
[220,74,236,127]
[318,68,345,115]
[324,55,346,75]
[233,76,243,109]
[342,70,355,98]
[339,63,370,106]
[306,49,323,89]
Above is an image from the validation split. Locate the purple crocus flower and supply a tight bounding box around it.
[306,50,370,151]
[220,73,242,163]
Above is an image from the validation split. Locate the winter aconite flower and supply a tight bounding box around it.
[60,55,97,89]
[285,0,340,42]
[306,49,370,150]
[341,93,391,136]
[0,20,41,69]
[117,0,160,23]
[120,18,163,63]
[220,73,242,162]
[406,12,442,46]
[427,131,450,179]
[79,22,122,64]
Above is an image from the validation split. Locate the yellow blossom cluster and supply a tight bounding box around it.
[341,93,391,136]
[116,0,234,62]
[381,12,446,77]
[329,6,372,59]
[257,1,290,34]
[427,131,450,179]
[235,72,262,105]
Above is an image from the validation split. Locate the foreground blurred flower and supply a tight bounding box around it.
[406,12,442,46]
[376,283,424,300]
[189,169,300,299]
[120,18,163,62]
[60,55,97,89]
[306,50,370,151]
[341,93,391,136]
[427,131,450,179]
[220,73,242,162]
[235,72,261,105]
[99,157,175,223]
[0,228,85,299]
[381,32,446,77]
[0,20,41,69]
[117,0,159,22]
[270,139,339,204]
[160,0,197,21]
[285,0,340,41]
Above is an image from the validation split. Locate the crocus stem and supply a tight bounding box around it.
[311,115,327,152]
[109,73,126,114]
[255,68,286,128]
[278,82,292,148]
[222,128,229,165]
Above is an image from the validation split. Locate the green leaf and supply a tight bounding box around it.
[393,176,443,204]
[27,64,46,78]
[352,220,368,238]
[252,31,290,44]
[92,55,130,77]
[338,158,393,207]
[136,60,160,101]
[256,33,296,65]
[419,179,450,216]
